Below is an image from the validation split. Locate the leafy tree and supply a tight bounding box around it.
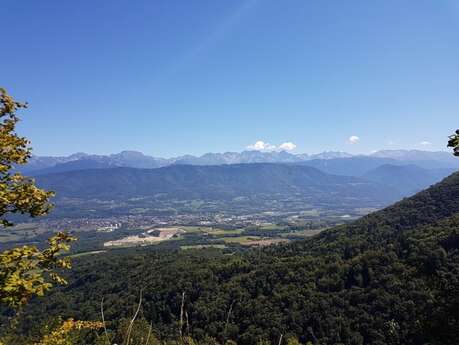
[0,88,75,309]
[448,129,459,156]
[31,319,103,345]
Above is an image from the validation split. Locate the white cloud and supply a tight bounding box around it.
[246,140,276,151]
[278,142,297,151]
[348,135,360,144]
[420,141,432,146]
[246,140,297,152]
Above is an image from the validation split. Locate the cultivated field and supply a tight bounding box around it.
[104,227,183,247]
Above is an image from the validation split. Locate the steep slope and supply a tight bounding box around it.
[289,171,459,255]
[15,172,459,345]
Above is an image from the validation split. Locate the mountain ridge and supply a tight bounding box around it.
[22,149,459,175]
[35,163,398,202]
[363,164,456,195]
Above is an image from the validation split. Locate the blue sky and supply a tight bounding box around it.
[2,0,458,157]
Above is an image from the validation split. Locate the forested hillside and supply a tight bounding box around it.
[7,172,459,345]
[34,164,393,200]
[30,164,403,220]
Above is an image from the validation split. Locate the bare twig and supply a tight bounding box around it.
[144,321,153,345]
[185,310,190,337]
[179,291,185,340]
[125,290,143,345]
[222,300,235,345]
[307,327,318,344]
[100,297,110,345]
[278,334,283,345]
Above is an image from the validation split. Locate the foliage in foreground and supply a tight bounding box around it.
[0,232,75,308]
[448,129,459,156]
[0,88,75,344]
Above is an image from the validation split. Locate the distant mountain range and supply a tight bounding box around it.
[20,149,459,175]
[363,164,456,195]
[21,151,168,174]
[22,149,459,217]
